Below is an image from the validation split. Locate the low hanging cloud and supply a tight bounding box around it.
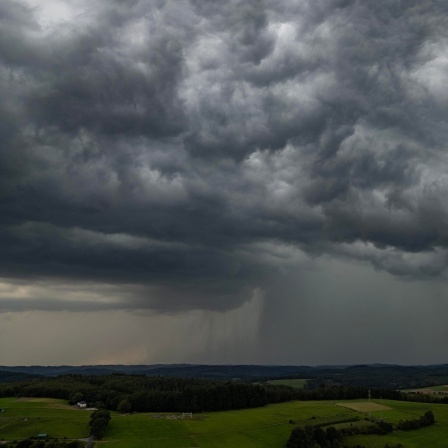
[2,0,448,315]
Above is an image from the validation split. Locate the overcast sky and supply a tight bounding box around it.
[1,0,448,366]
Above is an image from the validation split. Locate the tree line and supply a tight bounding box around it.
[89,409,111,439]
[0,374,297,412]
[1,374,446,413]
[286,411,435,448]
[0,441,84,448]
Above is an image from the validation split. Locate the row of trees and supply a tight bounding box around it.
[399,392,448,405]
[286,411,435,448]
[1,441,84,448]
[286,421,393,448]
[396,410,435,431]
[89,409,111,440]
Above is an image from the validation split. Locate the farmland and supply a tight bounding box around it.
[1,397,448,447]
[405,385,448,395]
[0,397,90,440]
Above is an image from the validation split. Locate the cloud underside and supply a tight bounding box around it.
[2,0,448,313]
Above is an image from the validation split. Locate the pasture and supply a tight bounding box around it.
[344,400,448,448]
[100,399,448,448]
[405,384,448,395]
[336,401,392,412]
[0,397,90,440]
[1,397,448,447]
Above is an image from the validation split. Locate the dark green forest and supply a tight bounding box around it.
[1,373,447,415]
[3,374,445,414]
[0,375,296,412]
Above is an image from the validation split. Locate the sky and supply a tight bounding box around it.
[1,0,448,366]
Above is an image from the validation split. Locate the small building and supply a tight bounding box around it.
[37,434,48,439]
[77,401,87,408]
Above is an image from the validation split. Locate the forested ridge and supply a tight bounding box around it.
[3,364,448,389]
[1,374,447,413]
[0,375,296,412]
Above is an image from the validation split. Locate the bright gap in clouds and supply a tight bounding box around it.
[21,0,89,29]
[1,256,448,366]
[0,289,265,366]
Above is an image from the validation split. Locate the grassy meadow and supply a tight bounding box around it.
[0,397,90,440]
[405,384,448,395]
[1,397,448,447]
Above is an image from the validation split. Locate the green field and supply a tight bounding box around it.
[92,399,448,448]
[344,400,448,448]
[404,385,448,397]
[268,379,308,389]
[430,385,448,392]
[1,397,448,448]
[0,398,90,440]
[102,400,350,448]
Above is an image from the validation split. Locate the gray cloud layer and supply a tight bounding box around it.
[2,0,448,313]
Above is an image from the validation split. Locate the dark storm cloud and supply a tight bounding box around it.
[2,0,448,312]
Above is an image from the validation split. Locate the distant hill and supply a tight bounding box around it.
[1,364,448,388]
[0,370,43,382]
[0,364,314,379]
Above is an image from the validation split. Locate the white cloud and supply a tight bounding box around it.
[20,0,92,30]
